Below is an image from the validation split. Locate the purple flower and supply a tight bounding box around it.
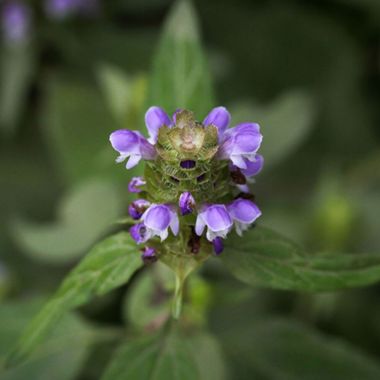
[212,237,224,255]
[227,198,261,236]
[203,106,231,140]
[1,1,30,43]
[128,199,151,220]
[219,123,263,169]
[109,130,156,169]
[141,246,157,264]
[130,223,150,244]
[141,204,179,241]
[128,177,146,193]
[145,106,172,144]
[241,154,264,178]
[195,204,233,241]
[179,192,195,215]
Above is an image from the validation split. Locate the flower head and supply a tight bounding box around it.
[110,105,263,259]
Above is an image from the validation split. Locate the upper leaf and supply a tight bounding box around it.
[223,226,380,291]
[8,232,143,366]
[147,0,215,117]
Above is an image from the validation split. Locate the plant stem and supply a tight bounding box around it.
[172,271,185,319]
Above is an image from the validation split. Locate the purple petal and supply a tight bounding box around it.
[169,210,180,235]
[130,223,150,244]
[179,192,195,215]
[201,205,232,232]
[128,177,146,193]
[128,199,150,220]
[241,155,264,177]
[212,237,224,255]
[109,130,140,154]
[203,106,231,137]
[126,154,142,169]
[142,204,171,231]
[145,106,172,144]
[172,108,183,124]
[228,199,261,224]
[141,246,157,264]
[195,214,206,236]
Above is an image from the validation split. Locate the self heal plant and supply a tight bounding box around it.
[110,106,263,317]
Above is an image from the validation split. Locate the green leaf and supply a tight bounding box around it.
[188,333,227,380]
[42,80,119,184]
[230,91,315,168]
[8,233,143,366]
[0,299,92,380]
[11,179,123,263]
[0,44,34,135]
[101,325,199,380]
[220,318,380,380]
[147,0,215,116]
[222,226,380,291]
[97,64,148,129]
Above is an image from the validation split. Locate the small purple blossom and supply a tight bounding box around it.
[227,198,261,236]
[128,177,146,193]
[145,106,172,144]
[110,130,156,169]
[141,246,157,264]
[195,204,233,241]
[212,237,224,255]
[203,106,231,140]
[179,192,195,215]
[141,204,179,242]
[130,223,150,244]
[128,199,151,220]
[219,123,263,169]
[241,154,264,178]
[1,1,30,43]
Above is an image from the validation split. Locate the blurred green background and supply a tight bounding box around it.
[0,0,380,379]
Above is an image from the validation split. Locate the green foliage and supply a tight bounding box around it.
[219,318,380,380]
[11,179,123,263]
[8,233,142,366]
[147,0,215,116]
[223,226,380,291]
[230,91,315,168]
[42,80,119,185]
[0,299,93,380]
[101,325,225,380]
[0,44,34,135]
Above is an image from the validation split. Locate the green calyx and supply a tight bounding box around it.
[144,109,232,204]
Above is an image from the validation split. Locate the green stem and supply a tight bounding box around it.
[172,271,185,319]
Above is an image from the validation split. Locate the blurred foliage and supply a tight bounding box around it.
[0,0,380,379]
